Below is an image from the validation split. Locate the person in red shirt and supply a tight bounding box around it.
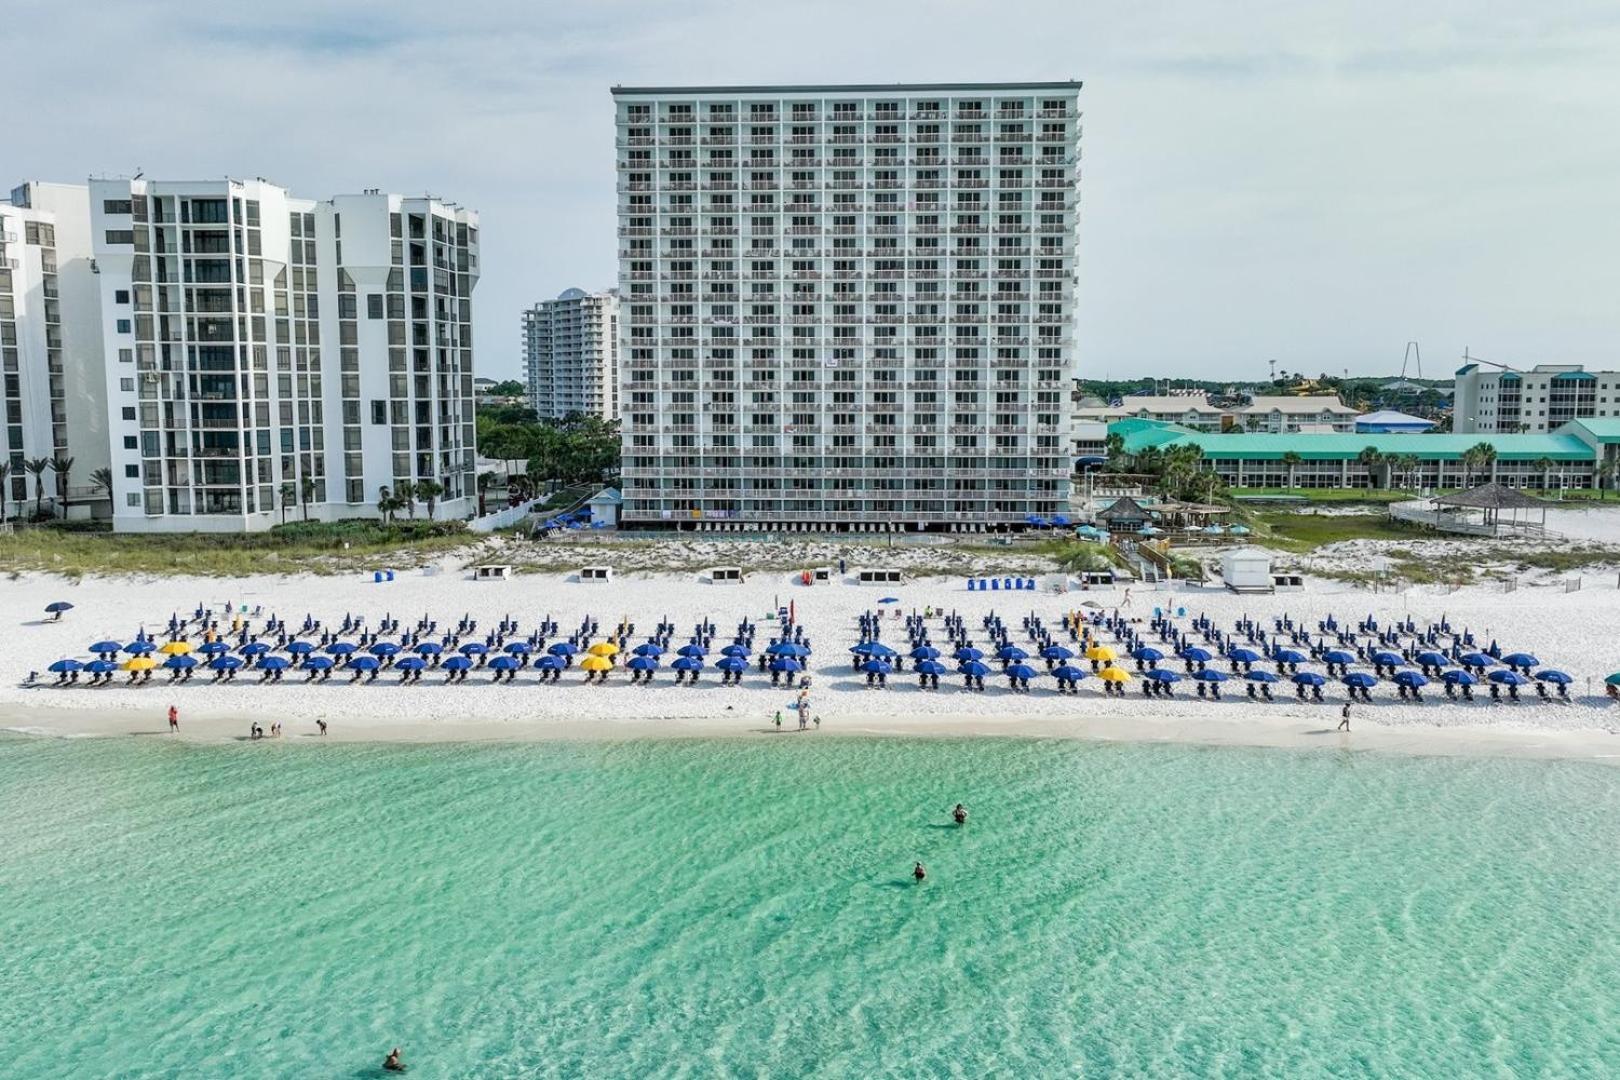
[167,705,178,733]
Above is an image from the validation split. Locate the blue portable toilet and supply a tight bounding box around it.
[968,579,978,591]
[990,578,999,591]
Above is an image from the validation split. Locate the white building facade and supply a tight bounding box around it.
[87,179,479,531]
[522,287,620,420]
[1,182,108,521]
[613,81,1083,531]
[1453,363,1619,434]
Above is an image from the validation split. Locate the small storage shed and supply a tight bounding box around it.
[587,487,623,527]
[579,565,614,583]
[706,566,743,584]
[1218,547,1273,592]
[473,564,512,581]
[856,567,904,585]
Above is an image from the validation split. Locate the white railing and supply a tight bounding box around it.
[467,498,540,533]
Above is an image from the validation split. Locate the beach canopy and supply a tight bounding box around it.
[1501,652,1539,669]
[414,642,443,656]
[1145,669,1181,683]
[1441,669,1476,686]
[89,640,123,655]
[303,655,336,671]
[580,655,613,672]
[1322,649,1356,665]
[862,660,895,676]
[163,655,197,670]
[442,656,471,671]
[45,602,73,613]
[1245,670,1279,683]
[369,642,402,656]
[1227,648,1262,664]
[348,656,380,672]
[1392,671,1428,688]
[626,655,658,672]
[916,659,950,677]
[258,656,290,671]
[588,642,620,657]
[326,642,358,656]
[1415,651,1451,668]
[957,660,991,678]
[769,658,804,674]
[1130,646,1163,663]
[48,659,83,673]
[715,656,748,674]
[1005,663,1038,681]
[1342,672,1378,688]
[1534,670,1572,684]
[1193,669,1228,683]
[1292,672,1327,686]
[1084,644,1117,662]
[547,642,578,656]
[158,641,191,655]
[1098,666,1131,683]
[85,659,120,674]
[954,646,985,662]
[634,643,666,657]
[209,656,243,671]
[912,645,943,661]
[671,656,702,673]
[1487,669,1528,686]
[123,657,156,672]
[1271,649,1307,665]
[395,657,425,671]
[489,656,519,671]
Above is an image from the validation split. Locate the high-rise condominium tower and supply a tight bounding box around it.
[612,81,1082,531]
[86,179,479,531]
[522,287,620,420]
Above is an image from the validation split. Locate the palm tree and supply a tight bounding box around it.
[1280,451,1302,490]
[416,479,444,520]
[52,456,74,510]
[1470,442,1498,486]
[377,493,402,524]
[299,475,315,521]
[1531,456,1555,491]
[90,466,114,499]
[1597,460,1617,500]
[278,482,295,525]
[1356,447,1385,490]
[396,479,417,520]
[24,457,52,519]
[476,471,496,516]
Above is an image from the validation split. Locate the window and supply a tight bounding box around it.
[121,407,136,421]
[123,436,137,450]
[103,199,133,215]
[119,378,134,392]
[104,229,135,245]
[114,289,130,304]
[371,400,387,424]
[367,294,384,319]
[118,348,133,364]
[116,319,131,334]
[124,464,140,479]
[126,493,141,507]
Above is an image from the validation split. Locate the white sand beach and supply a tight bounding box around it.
[5,561,1620,760]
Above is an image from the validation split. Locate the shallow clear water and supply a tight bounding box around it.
[2,735,1618,1078]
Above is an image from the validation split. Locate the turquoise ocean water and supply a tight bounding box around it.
[2,733,1618,1078]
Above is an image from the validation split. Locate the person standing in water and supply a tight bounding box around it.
[383,1047,406,1072]
[952,803,968,826]
[913,862,927,883]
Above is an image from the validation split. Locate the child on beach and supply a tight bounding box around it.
[774,711,783,732]
[167,705,178,733]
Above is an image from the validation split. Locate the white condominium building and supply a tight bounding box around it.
[613,81,1083,531]
[87,178,480,532]
[1453,363,1620,434]
[0,182,108,520]
[522,287,620,420]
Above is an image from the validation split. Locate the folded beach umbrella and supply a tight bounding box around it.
[677,643,708,658]
[347,656,380,672]
[1415,651,1451,669]
[489,656,519,671]
[1534,670,1572,685]
[370,642,401,657]
[163,654,197,670]
[258,656,290,671]
[47,659,83,673]
[209,656,243,671]
[413,641,443,656]
[1193,669,1228,683]
[1370,650,1404,668]
[1392,670,1428,689]
[1440,669,1475,686]
[157,640,191,655]
[588,642,620,658]
[1051,664,1089,682]
[239,642,271,657]
[1500,652,1539,670]
[502,641,532,655]
[326,642,358,656]
[1487,669,1527,686]
[547,642,578,657]
[954,646,985,662]
[862,660,895,676]
[1342,672,1378,689]
[457,642,488,656]
[1226,648,1262,664]
[1129,646,1163,664]
[534,655,564,672]
[395,656,425,671]
[1244,670,1279,683]
[1084,644,1117,663]
[1098,666,1131,683]
[89,640,123,656]
[1459,652,1496,668]
[85,659,120,674]
[915,659,950,677]
[912,645,943,661]
[302,655,336,672]
[634,642,666,657]
[957,660,992,678]
[997,645,1029,662]
[671,656,702,673]
[1321,649,1356,666]
[769,657,804,674]
[1292,672,1327,687]
[123,657,157,672]
[1038,645,1073,661]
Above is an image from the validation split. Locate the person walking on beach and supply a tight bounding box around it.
[774,710,783,733]
[317,719,328,736]
[167,705,178,733]
[1338,702,1352,732]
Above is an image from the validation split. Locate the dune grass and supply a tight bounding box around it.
[1249,512,1419,552]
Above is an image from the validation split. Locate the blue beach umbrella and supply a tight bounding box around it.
[766,641,808,657]
[1005,663,1038,681]
[534,655,564,672]
[1226,648,1262,664]
[1322,649,1356,666]
[954,646,985,662]
[862,660,894,676]
[286,641,315,655]
[199,641,230,656]
[45,602,73,614]
[957,660,992,678]
[1392,670,1429,689]
[626,655,659,672]
[1292,672,1327,687]
[634,642,666,657]
[1342,672,1378,689]
[1051,664,1089,682]
[502,641,532,655]
[719,643,749,658]
[1534,670,1572,685]
[89,640,123,655]
[1245,670,1279,683]
[1487,670,1527,686]
[1370,650,1404,668]
[1501,652,1539,670]
[258,656,290,671]
[1415,651,1451,669]
[458,643,488,656]
[1459,652,1496,668]
[911,645,942,661]
[85,659,120,674]
[1441,669,1476,686]
[413,642,443,656]
[915,659,950,677]
[547,642,578,657]
[370,642,401,657]
[123,641,156,655]
[163,655,197,670]
[1039,645,1074,661]
[1193,669,1228,683]
[769,658,804,674]
[302,655,336,672]
[1271,649,1307,665]
[1178,647,1212,664]
[348,656,380,672]
[209,656,243,671]
[326,642,357,656]
[1130,646,1163,664]
[489,656,519,671]
[671,656,703,673]
[677,643,707,658]
[239,642,271,657]
[1146,669,1182,684]
[715,656,748,674]
[996,645,1029,662]
[877,597,900,604]
[395,657,425,671]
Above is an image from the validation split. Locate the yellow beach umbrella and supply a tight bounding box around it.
[159,641,192,655]
[1084,644,1116,663]
[580,655,612,672]
[587,641,619,658]
[123,656,157,672]
[1097,665,1130,683]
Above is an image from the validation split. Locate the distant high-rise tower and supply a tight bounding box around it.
[522,288,620,421]
[612,81,1083,531]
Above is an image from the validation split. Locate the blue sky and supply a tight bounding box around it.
[11,0,1619,381]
